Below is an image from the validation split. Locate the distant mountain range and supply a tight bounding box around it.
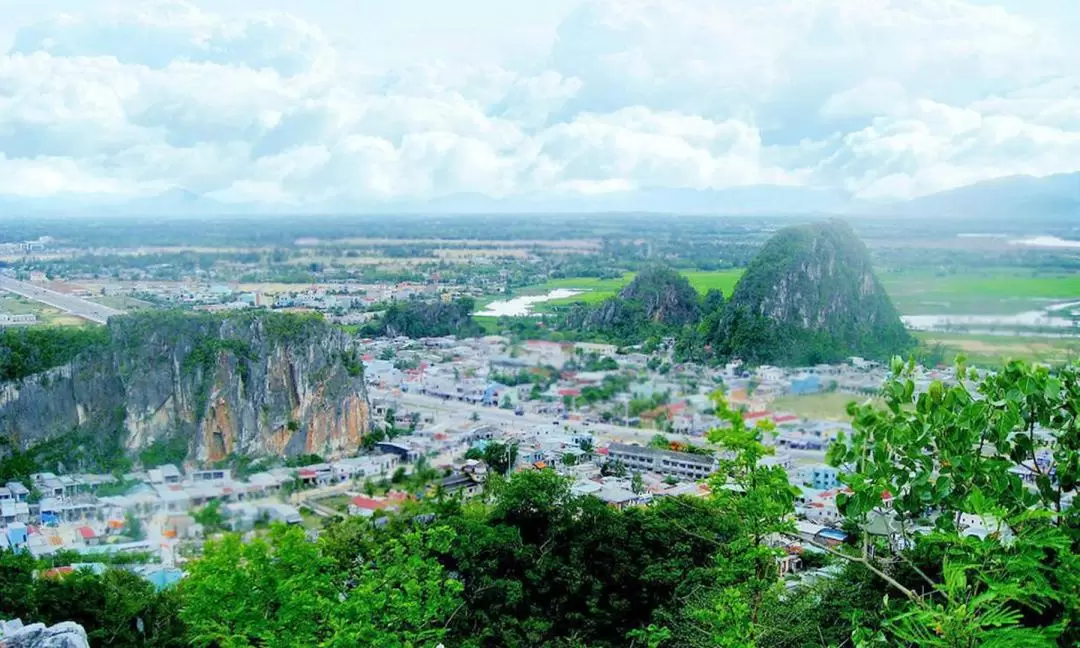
[3,171,1078,218]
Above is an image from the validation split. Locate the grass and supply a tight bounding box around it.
[881,270,1080,316]
[0,295,90,327]
[771,392,883,421]
[527,270,746,310]
[317,495,355,512]
[916,331,1080,367]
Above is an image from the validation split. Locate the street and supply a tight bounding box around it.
[0,276,125,324]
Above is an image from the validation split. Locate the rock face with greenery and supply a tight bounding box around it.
[0,311,370,471]
[714,219,912,365]
[365,297,483,338]
[564,267,702,341]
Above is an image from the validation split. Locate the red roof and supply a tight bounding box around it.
[597,447,610,455]
[298,469,317,478]
[557,388,581,397]
[350,496,401,510]
[773,414,799,424]
[745,411,770,420]
[77,526,95,540]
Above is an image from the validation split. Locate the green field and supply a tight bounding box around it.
[881,270,1080,315]
[771,392,883,421]
[531,269,746,309]
[916,331,1080,367]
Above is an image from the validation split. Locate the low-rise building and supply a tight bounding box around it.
[607,443,717,481]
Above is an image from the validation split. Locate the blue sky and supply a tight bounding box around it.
[1,0,1078,207]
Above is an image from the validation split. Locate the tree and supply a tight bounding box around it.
[192,500,224,531]
[670,393,797,646]
[602,459,628,478]
[181,523,463,648]
[500,394,513,410]
[483,442,519,476]
[630,471,645,495]
[123,512,145,541]
[470,411,481,423]
[826,358,1080,646]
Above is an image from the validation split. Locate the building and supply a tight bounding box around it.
[607,443,717,481]
[799,464,840,490]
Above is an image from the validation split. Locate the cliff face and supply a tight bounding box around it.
[0,311,370,465]
[714,219,912,365]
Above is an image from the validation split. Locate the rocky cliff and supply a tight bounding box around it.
[0,311,370,467]
[713,219,912,365]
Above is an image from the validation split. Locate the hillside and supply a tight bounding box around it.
[869,171,1080,221]
[0,311,370,471]
[714,219,912,365]
[563,267,702,341]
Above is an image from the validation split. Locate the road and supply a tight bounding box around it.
[375,388,832,463]
[0,276,125,324]
[374,388,700,446]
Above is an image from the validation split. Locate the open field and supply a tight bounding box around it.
[916,331,1080,366]
[529,270,747,309]
[0,294,90,327]
[881,270,1080,316]
[771,392,884,421]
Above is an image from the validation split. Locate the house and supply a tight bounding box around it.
[607,443,717,481]
[798,464,840,490]
[189,468,231,482]
[438,472,483,499]
[5,482,29,502]
[594,485,646,510]
[5,522,28,548]
[148,465,183,485]
[259,504,302,525]
[348,493,409,517]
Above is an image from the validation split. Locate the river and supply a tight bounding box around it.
[476,289,585,317]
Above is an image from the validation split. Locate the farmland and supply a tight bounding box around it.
[530,269,746,308]
[880,269,1080,315]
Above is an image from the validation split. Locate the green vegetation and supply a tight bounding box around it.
[0,325,108,381]
[532,269,745,309]
[882,269,1080,315]
[770,392,885,421]
[716,220,914,365]
[139,434,190,469]
[364,297,483,338]
[915,331,1080,368]
[1,359,1077,646]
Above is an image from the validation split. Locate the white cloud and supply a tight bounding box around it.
[0,0,1078,204]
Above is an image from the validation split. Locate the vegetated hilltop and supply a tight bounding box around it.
[365,297,483,338]
[563,266,703,340]
[713,219,913,365]
[0,310,370,471]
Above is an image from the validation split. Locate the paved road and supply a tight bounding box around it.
[375,388,832,464]
[0,276,125,324]
[373,388,700,446]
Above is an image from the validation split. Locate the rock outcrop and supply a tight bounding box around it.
[713,219,912,365]
[0,620,89,648]
[0,311,370,466]
[564,267,702,338]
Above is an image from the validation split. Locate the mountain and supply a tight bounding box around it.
[0,311,370,469]
[563,267,702,341]
[714,219,912,365]
[869,172,1080,220]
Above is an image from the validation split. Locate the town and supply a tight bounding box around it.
[6,329,1031,595]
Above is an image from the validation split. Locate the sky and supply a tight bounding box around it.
[1,0,1079,208]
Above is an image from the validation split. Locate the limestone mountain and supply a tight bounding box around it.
[713,219,912,365]
[563,267,702,341]
[0,311,370,471]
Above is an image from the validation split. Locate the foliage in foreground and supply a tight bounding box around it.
[1,358,1076,647]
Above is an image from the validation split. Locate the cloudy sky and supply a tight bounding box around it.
[2,0,1079,207]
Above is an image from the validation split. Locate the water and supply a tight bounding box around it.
[1008,236,1080,249]
[476,289,584,317]
[903,301,1080,333]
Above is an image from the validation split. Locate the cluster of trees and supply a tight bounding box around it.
[363,297,483,339]
[1,359,1076,647]
[0,325,108,381]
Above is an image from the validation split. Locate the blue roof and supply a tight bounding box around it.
[817,528,848,542]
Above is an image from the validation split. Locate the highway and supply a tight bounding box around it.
[0,276,125,324]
